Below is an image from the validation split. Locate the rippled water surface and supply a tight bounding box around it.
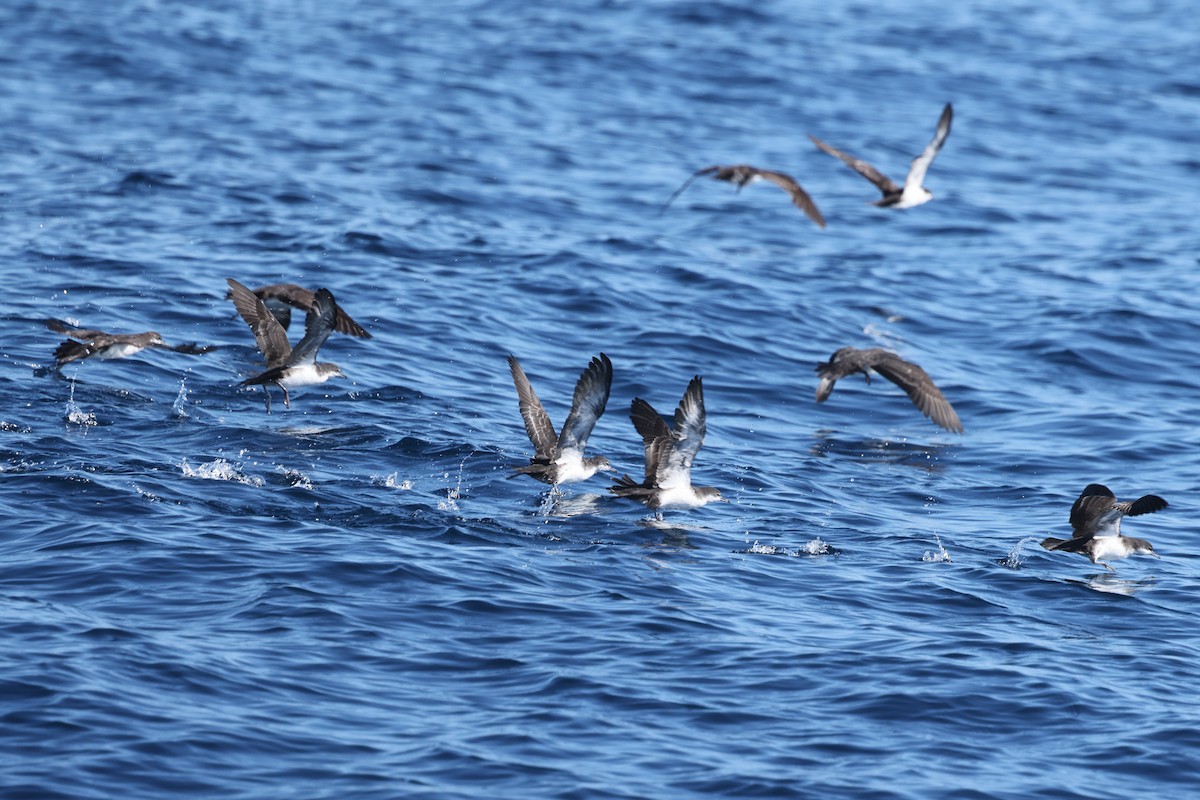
[3,1,1200,797]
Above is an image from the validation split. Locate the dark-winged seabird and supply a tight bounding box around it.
[223,283,372,339]
[610,375,725,510]
[227,278,345,412]
[45,319,214,367]
[1041,484,1168,571]
[809,103,953,209]
[815,346,963,433]
[660,165,826,228]
[507,353,614,486]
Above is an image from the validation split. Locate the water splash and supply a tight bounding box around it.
[537,485,564,516]
[1000,536,1042,570]
[438,453,472,512]
[277,465,313,490]
[64,375,96,427]
[180,458,264,487]
[375,472,413,490]
[439,485,461,512]
[743,538,836,557]
[171,378,189,418]
[803,538,834,556]
[922,534,952,563]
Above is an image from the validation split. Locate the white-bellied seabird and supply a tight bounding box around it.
[45,320,214,367]
[815,346,963,433]
[660,165,826,228]
[227,278,345,412]
[610,375,725,510]
[223,283,372,339]
[507,353,614,486]
[1042,484,1168,571]
[809,103,952,209]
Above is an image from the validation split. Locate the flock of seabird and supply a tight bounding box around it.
[499,352,1172,568]
[505,353,725,510]
[662,103,954,227]
[41,104,1168,568]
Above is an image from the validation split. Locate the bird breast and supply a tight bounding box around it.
[277,363,332,389]
[95,342,143,360]
[893,186,934,209]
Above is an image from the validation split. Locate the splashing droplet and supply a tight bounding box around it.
[922,534,952,563]
[172,378,189,418]
[438,453,472,512]
[999,536,1042,570]
[64,375,96,427]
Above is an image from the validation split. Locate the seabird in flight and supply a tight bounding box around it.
[227,278,345,412]
[809,103,953,209]
[507,353,614,486]
[224,283,371,339]
[610,375,725,510]
[815,346,963,433]
[660,165,826,228]
[45,320,214,367]
[1041,484,1168,571]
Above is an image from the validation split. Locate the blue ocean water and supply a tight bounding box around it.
[3,0,1200,797]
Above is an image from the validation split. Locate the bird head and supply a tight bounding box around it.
[1126,537,1158,558]
[318,363,346,380]
[588,455,617,473]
